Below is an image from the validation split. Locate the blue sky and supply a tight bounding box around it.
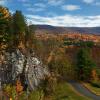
[0,0,100,27]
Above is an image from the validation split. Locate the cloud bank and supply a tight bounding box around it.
[26,14,100,27]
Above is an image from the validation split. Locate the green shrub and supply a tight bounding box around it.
[28,89,44,100]
[18,92,27,100]
[3,84,17,100]
[97,69,100,75]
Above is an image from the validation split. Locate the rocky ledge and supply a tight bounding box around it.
[0,49,49,90]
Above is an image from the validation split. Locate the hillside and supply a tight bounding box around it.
[32,25,100,35]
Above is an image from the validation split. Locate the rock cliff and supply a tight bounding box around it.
[0,49,48,90]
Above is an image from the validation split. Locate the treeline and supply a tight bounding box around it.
[0,6,34,50]
[63,39,95,48]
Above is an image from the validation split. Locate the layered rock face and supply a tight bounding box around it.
[0,49,48,90]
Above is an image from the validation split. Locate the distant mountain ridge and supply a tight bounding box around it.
[32,25,100,35]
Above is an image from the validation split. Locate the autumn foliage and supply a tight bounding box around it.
[16,80,23,94]
[91,69,99,81]
[0,6,10,20]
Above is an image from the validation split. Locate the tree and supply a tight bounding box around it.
[91,69,99,81]
[76,48,96,81]
[12,10,27,46]
[48,50,74,80]
[0,6,11,44]
[16,80,23,94]
[25,25,36,49]
[39,75,57,97]
[79,41,94,48]
[28,89,44,100]
[3,84,17,99]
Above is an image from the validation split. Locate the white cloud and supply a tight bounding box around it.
[46,0,64,6]
[83,0,100,6]
[24,2,46,13]
[0,0,7,6]
[62,5,81,11]
[83,0,95,4]
[10,10,14,14]
[95,2,100,6]
[26,14,100,27]
[23,2,46,8]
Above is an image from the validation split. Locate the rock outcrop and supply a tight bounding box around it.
[0,49,48,90]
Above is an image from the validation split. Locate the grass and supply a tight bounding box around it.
[11,82,93,100]
[83,82,100,96]
[47,82,92,100]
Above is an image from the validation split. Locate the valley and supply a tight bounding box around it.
[0,5,100,100]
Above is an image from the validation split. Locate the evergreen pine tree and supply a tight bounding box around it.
[13,10,27,46]
[77,48,95,81]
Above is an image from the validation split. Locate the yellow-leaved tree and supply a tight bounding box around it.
[0,6,11,45]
